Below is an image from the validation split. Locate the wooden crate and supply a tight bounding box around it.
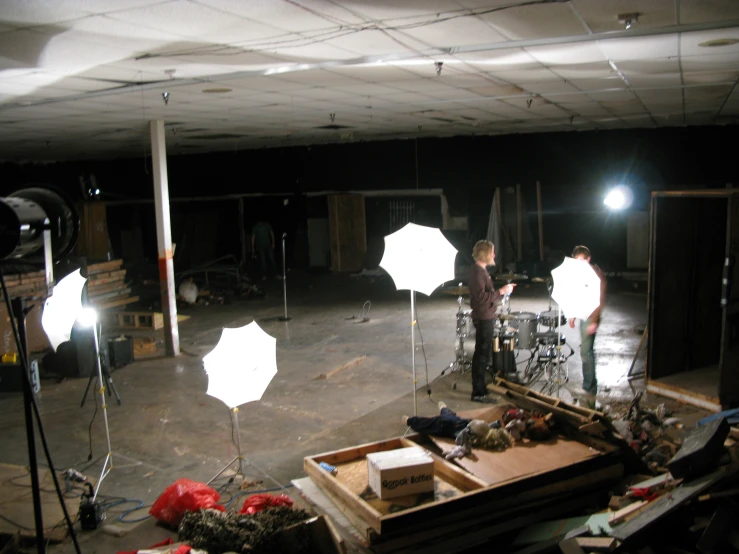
[305,428,624,546]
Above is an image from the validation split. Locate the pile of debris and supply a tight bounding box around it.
[609,391,685,473]
[516,408,739,553]
[178,506,312,553]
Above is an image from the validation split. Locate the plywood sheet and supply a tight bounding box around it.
[332,458,464,516]
[0,463,80,541]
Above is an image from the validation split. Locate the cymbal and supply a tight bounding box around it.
[441,286,469,296]
[493,273,529,282]
[498,313,517,320]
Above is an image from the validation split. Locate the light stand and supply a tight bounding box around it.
[77,308,114,501]
[278,233,291,321]
[207,406,247,485]
[0,276,81,554]
[410,290,418,416]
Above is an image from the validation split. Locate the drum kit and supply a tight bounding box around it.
[444,273,574,396]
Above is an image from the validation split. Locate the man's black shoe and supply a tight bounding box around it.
[471,394,496,404]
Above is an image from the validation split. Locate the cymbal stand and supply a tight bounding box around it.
[450,295,472,388]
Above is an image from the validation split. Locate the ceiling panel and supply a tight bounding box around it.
[679,0,739,24]
[480,3,585,40]
[0,0,737,161]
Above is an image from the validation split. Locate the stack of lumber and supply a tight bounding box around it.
[86,260,139,310]
[0,269,48,300]
[0,270,50,354]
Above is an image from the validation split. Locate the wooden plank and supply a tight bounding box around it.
[305,457,383,539]
[611,465,739,542]
[87,280,127,296]
[608,499,648,525]
[575,537,619,551]
[87,259,123,274]
[496,378,604,419]
[488,384,592,430]
[93,295,139,310]
[87,287,131,301]
[87,269,126,286]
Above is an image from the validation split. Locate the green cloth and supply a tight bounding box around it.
[252,221,273,248]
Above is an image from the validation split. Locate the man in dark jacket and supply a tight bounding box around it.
[468,240,516,402]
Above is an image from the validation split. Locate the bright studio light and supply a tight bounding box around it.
[604,185,633,210]
[77,307,98,328]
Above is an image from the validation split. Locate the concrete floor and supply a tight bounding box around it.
[0,269,697,553]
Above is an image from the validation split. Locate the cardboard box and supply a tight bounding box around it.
[366,446,434,499]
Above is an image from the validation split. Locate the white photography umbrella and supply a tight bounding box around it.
[551,257,601,320]
[202,321,277,483]
[379,223,458,415]
[41,269,87,351]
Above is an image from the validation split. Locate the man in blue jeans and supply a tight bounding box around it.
[568,245,606,407]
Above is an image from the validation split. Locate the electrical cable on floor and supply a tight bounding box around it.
[86,377,100,462]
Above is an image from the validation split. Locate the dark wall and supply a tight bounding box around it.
[2,126,736,270]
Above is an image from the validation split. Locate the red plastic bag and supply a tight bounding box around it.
[149,478,225,527]
[238,493,293,515]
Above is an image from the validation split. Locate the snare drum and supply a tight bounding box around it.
[538,309,564,329]
[509,311,538,350]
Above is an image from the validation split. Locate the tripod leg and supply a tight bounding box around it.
[102,366,122,406]
[80,373,96,408]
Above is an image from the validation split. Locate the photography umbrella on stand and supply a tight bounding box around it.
[41,269,86,351]
[203,321,277,484]
[379,223,458,416]
[550,257,602,396]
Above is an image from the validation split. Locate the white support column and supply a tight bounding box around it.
[150,120,180,356]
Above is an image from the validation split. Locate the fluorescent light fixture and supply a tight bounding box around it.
[604,185,633,210]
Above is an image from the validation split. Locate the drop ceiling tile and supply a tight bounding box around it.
[599,35,678,61]
[679,0,739,24]
[680,28,739,56]
[563,77,625,91]
[527,42,607,65]
[102,1,248,40]
[554,62,615,80]
[0,0,94,25]
[329,83,402,96]
[273,68,362,86]
[479,2,586,40]
[523,80,582,94]
[395,15,508,47]
[682,70,739,85]
[327,64,417,83]
[489,67,561,83]
[290,87,357,101]
[195,0,365,33]
[681,52,739,72]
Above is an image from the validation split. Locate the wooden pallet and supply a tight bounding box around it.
[114,311,190,330]
[304,426,624,547]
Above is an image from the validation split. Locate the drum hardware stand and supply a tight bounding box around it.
[626,326,647,381]
[450,294,472,389]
